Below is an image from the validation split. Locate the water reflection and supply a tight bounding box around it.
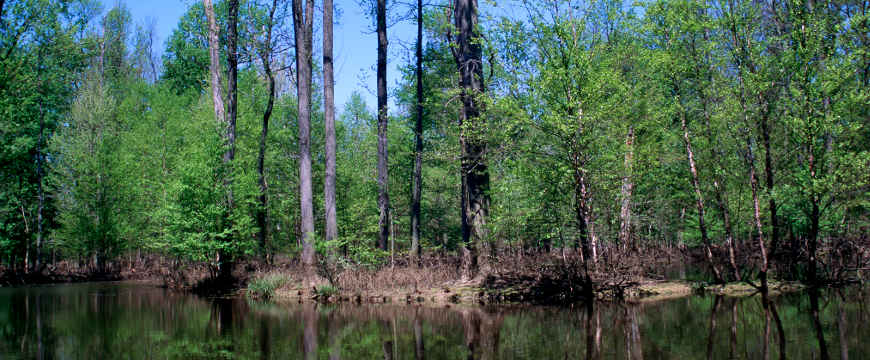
[0,282,867,359]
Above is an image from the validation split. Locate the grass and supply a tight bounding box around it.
[246,273,291,299]
[315,284,338,298]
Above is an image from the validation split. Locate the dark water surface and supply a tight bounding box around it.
[1,282,867,359]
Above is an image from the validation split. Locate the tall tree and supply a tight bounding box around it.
[409,0,424,264]
[293,0,316,265]
[203,0,239,279]
[376,0,390,251]
[257,0,280,253]
[323,0,337,243]
[451,0,489,278]
[225,0,239,205]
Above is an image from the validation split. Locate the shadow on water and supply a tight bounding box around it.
[0,282,868,359]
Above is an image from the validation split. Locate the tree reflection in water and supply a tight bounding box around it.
[0,282,868,359]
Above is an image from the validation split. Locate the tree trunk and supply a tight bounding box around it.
[759,103,780,256]
[410,0,424,265]
[323,0,337,243]
[225,0,238,177]
[34,102,45,271]
[679,106,723,284]
[453,0,489,279]
[618,125,634,251]
[376,0,390,251]
[808,146,820,284]
[203,0,225,126]
[702,109,739,282]
[734,66,768,289]
[257,0,278,254]
[204,0,238,279]
[293,0,316,266]
[572,160,591,263]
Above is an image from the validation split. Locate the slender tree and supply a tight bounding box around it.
[410,0,424,264]
[678,100,723,284]
[618,126,634,250]
[323,0,337,243]
[257,0,280,253]
[376,0,390,251]
[292,0,316,265]
[225,0,238,206]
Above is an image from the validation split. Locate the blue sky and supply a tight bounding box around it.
[113,0,416,112]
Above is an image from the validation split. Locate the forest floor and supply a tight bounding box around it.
[260,250,812,305]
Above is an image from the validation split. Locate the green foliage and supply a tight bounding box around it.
[2,0,867,280]
[246,273,291,299]
[49,76,137,266]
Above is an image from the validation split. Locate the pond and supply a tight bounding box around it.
[0,282,866,359]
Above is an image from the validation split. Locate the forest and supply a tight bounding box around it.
[0,0,868,299]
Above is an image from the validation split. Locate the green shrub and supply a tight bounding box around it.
[315,285,338,298]
[246,274,291,299]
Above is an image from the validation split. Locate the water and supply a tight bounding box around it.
[0,282,867,359]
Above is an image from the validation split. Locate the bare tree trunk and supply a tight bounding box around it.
[376,0,390,251]
[452,0,490,279]
[323,0,337,243]
[257,0,278,254]
[679,106,723,284]
[293,0,316,266]
[410,0,424,265]
[746,135,769,293]
[204,0,225,125]
[619,125,635,251]
[571,156,598,270]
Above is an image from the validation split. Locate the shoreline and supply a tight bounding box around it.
[265,278,814,306]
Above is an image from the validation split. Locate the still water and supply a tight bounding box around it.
[0,281,867,359]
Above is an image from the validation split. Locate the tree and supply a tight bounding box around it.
[646,0,725,283]
[450,0,489,278]
[376,0,391,251]
[50,77,130,272]
[292,0,316,266]
[324,0,337,243]
[255,0,281,253]
[202,0,239,279]
[0,0,95,270]
[409,0,424,264]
